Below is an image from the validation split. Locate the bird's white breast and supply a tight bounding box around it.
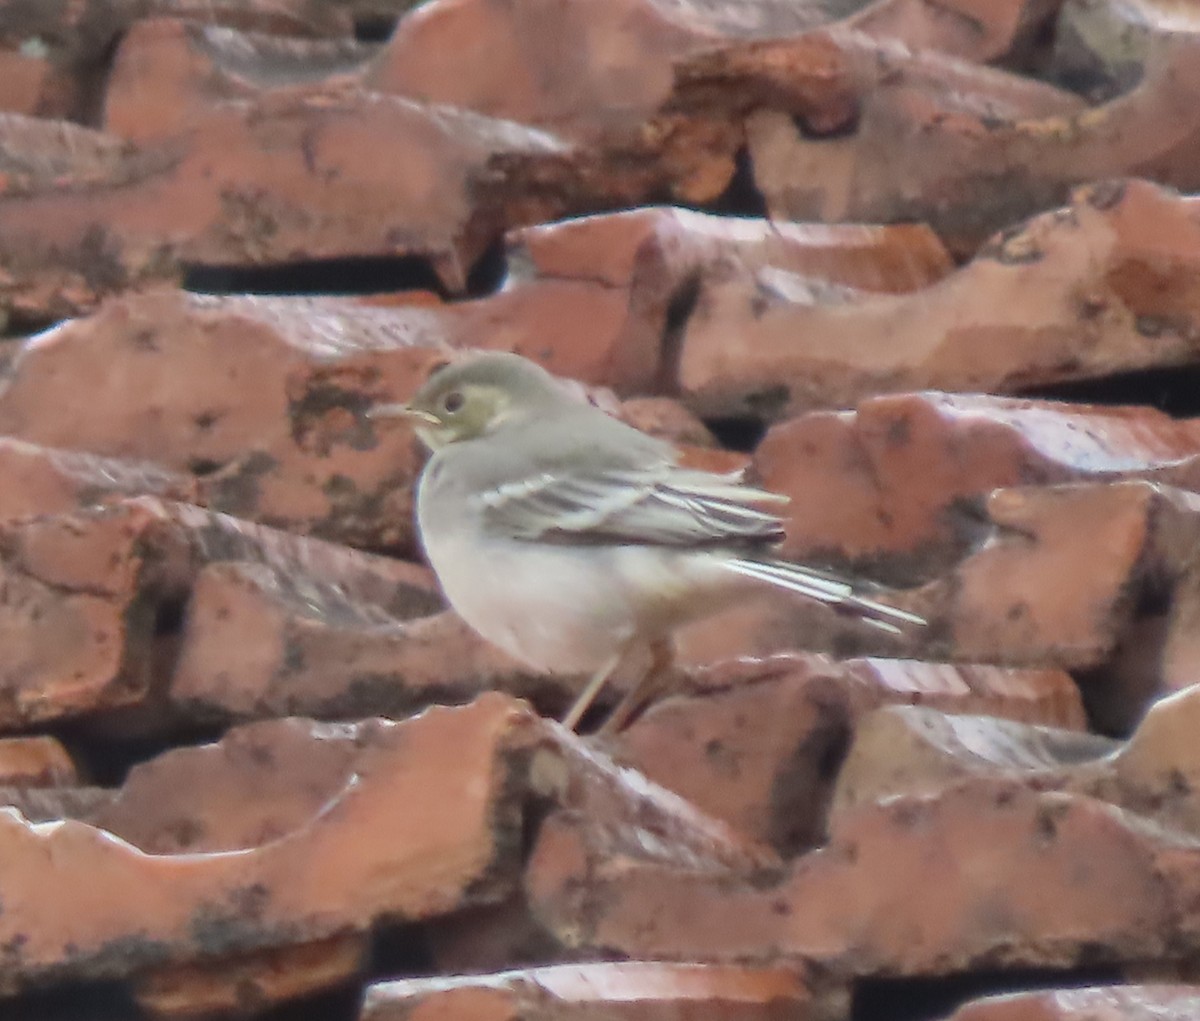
[418,523,636,673]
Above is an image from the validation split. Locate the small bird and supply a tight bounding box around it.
[370,352,923,732]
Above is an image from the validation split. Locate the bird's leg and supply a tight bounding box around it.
[560,650,624,731]
[597,637,675,736]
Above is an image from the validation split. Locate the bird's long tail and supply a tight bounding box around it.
[722,556,925,635]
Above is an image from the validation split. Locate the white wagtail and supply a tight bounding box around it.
[370,352,923,732]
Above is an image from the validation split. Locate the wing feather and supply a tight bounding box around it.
[478,462,787,547]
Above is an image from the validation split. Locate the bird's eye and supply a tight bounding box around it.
[441,390,465,414]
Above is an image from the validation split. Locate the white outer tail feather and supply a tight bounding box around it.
[723,557,924,635]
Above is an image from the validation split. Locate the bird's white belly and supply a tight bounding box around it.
[421,528,732,674]
[425,533,635,671]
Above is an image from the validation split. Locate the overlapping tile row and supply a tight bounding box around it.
[6,0,1200,1019]
[523,685,1200,974]
[0,0,1197,323]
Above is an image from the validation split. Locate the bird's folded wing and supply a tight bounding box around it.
[476,463,788,546]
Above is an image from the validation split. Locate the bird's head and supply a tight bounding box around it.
[369,351,573,451]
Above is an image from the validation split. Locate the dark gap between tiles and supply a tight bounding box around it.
[851,963,1124,1021]
[260,981,364,1021]
[60,718,230,789]
[703,146,769,218]
[354,13,401,43]
[704,416,769,453]
[464,236,510,297]
[0,980,143,1021]
[183,256,450,300]
[1021,364,1200,418]
[366,921,437,983]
